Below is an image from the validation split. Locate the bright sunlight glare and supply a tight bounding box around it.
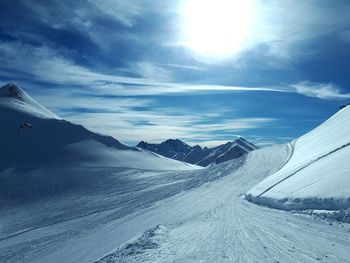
[181,0,254,58]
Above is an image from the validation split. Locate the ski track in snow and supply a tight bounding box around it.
[1,145,350,263]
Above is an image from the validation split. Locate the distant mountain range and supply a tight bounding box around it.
[137,138,258,167]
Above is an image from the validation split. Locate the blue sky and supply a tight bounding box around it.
[1,0,350,147]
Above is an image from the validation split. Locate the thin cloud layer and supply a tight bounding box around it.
[293,81,350,100]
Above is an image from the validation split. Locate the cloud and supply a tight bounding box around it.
[292,81,350,100]
[18,85,276,145]
[133,62,173,82]
[61,111,276,145]
[88,0,142,27]
[20,0,144,29]
[3,40,349,102]
[252,1,350,61]
[0,41,168,87]
[0,41,286,95]
[158,63,207,71]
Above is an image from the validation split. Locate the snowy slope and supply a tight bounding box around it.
[137,137,257,167]
[247,105,350,210]
[0,83,199,170]
[0,83,60,119]
[2,144,350,263]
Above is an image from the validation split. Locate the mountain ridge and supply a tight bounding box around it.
[137,137,257,167]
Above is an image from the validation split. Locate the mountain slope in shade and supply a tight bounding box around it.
[0,83,199,170]
[137,137,257,167]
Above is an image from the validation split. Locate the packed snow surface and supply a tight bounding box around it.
[247,106,350,210]
[1,145,350,263]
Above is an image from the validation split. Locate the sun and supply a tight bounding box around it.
[180,0,254,58]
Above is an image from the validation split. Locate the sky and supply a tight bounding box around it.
[1,0,350,147]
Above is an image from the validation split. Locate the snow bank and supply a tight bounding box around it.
[247,106,350,212]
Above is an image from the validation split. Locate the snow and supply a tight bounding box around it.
[2,145,350,262]
[66,139,200,170]
[247,106,350,211]
[0,83,60,119]
[1,84,350,262]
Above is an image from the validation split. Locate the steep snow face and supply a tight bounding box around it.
[0,83,199,170]
[247,106,350,210]
[137,137,257,167]
[0,83,60,119]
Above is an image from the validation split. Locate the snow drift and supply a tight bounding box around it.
[247,105,350,211]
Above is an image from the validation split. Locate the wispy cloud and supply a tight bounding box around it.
[61,111,276,145]
[252,1,350,61]
[4,38,350,106]
[292,81,350,100]
[158,63,207,71]
[22,86,276,145]
[0,41,281,95]
[0,41,167,87]
[2,40,349,101]
[89,0,143,27]
[133,62,173,82]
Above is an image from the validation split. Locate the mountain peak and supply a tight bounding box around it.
[0,83,25,100]
[162,139,192,151]
[164,138,184,144]
[137,137,257,167]
[0,83,60,119]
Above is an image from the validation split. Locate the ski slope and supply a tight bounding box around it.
[1,145,350,263]
[247,105,350,211]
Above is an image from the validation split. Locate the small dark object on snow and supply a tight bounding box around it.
[19,122,32,129]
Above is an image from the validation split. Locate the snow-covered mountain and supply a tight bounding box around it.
[0,83,198,170]
[137,137,257,167]
[247,104,350,212]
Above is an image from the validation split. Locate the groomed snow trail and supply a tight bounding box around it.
[1,145,350,263]
[96,145,350,263]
